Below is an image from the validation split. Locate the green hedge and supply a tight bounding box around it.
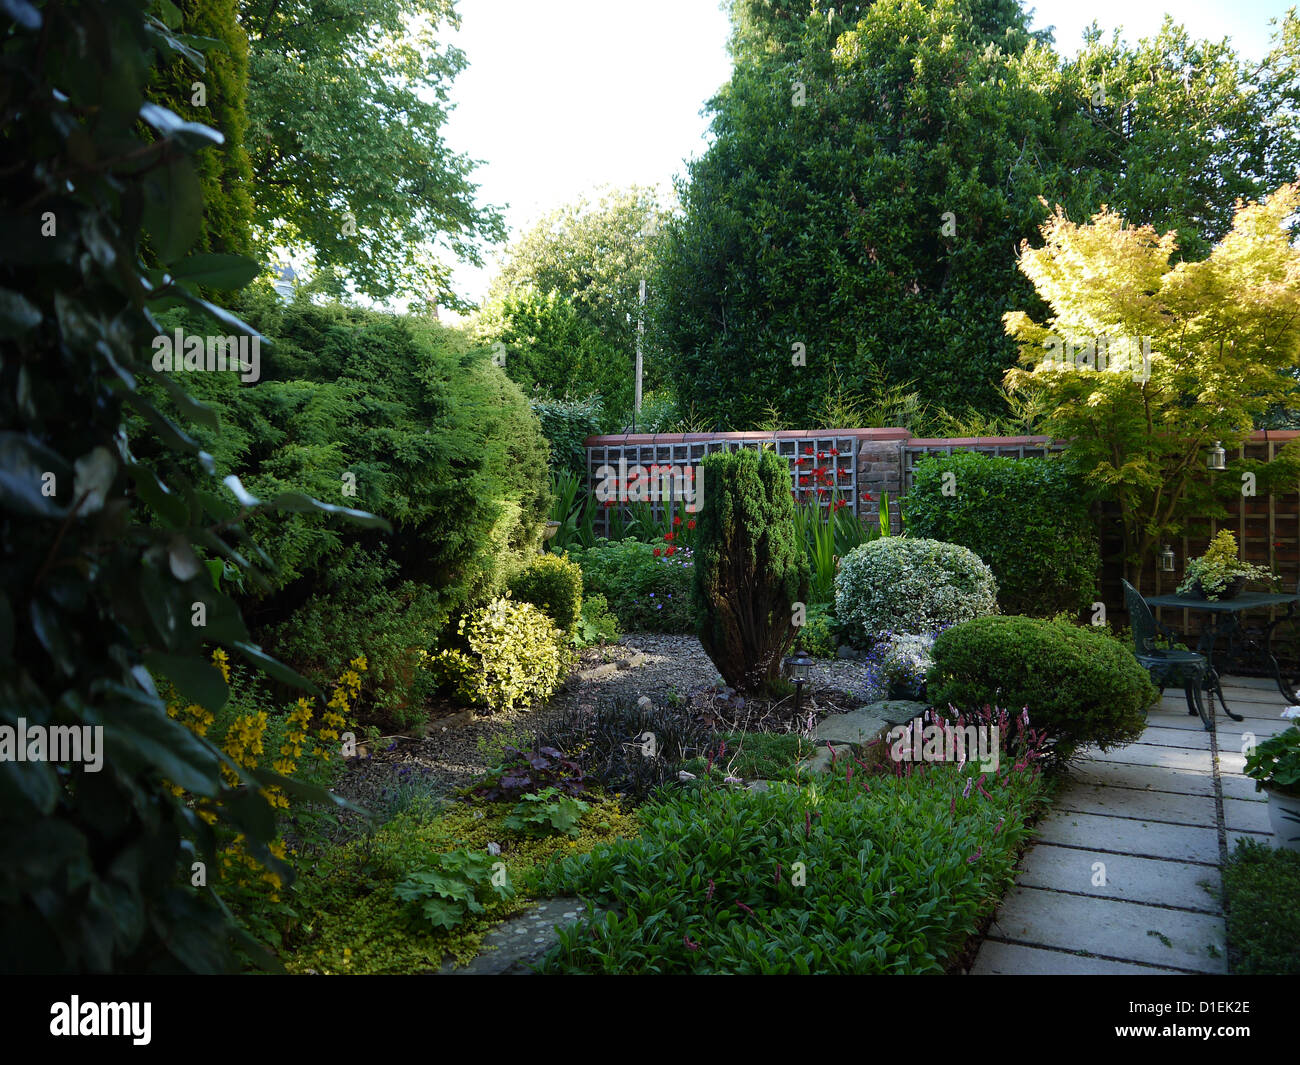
[927,615,1155,768]
[530,395,603,477]
[905,452,1100,617]
[145,299,551,722]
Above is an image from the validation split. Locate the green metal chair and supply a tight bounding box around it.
[1122,579,1220,731]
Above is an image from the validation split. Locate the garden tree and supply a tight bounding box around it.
[1051,15,1300,263]
[693,448,810,693]
[486,186,674,405]
[241,0,504,305]
[470,287,631,428]
[657,0,1300,431]
[653,0,1078,428]
[1003,184,1300,587]
[148,0,256,259]
[0,0,382,972]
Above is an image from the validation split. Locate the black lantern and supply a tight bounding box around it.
[786,650,813,717]
[1207,441,1226,471]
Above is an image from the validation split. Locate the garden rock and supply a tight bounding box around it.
[438,897,590,975]
[814,700,926,749]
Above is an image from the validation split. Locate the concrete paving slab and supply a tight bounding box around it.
[1070,759,1214,797]
[1055,782,1215,828]
[1226,829,1274,851]
[1084,745,1214,773]
[1218,773,1265,803]
[1125,727,1212,750]
[1013,844,1220,913]
[971,939,1184,975]
[1223,796,1273,834]
[1035,809,1220,864]
[986,886,1226,973]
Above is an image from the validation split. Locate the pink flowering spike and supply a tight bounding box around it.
[962,777,973,799]
[737,902,753,916]
[684,935,700,951]
[994,819,1004,836]
[775,864,782,885]
[966,847,983,864]
[950,795,956,815]
[706,879,715,901]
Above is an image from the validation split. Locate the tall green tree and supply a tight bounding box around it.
[656,0,1300,430]
[654,0,1071,428]
[242,0,503,305]
[487,185,673,402]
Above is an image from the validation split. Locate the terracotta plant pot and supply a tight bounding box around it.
[1264,785,1300,852]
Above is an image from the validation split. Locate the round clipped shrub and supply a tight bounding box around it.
[508,552,583,631]
[926,615,1156,768]
[433,598,570,714]
[904,452,1100,617]
[834,537,998,646]
[796,604,838,659]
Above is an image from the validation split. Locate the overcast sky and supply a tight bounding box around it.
[439,0,1297,314]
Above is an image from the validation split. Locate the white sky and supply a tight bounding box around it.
[439,0,1296,315]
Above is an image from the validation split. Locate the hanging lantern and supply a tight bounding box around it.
[1160,545,1176,572]
[1207,441,1227,471]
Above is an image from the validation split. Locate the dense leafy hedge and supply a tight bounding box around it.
[905,452,1100,616]
[530,395,603,477]
[146,296,550,720]
[927,616,1155,768]
[569,540,695,633]
[539,758,1047,973]
[835,537,998,646]
[0,0,371,973]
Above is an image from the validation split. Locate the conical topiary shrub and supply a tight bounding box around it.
[692,447,810,693]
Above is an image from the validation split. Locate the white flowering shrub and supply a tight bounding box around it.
[835,538,998,646]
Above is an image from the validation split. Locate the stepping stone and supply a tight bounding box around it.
[795,744,850,776]
[1085,745,1214,773]
[438,897,589,975]
[1012,843,1221,913]
[972,939,1185,975]
[1034,809,1220,863]
[987,886,1227,973]
[814,700,924,749]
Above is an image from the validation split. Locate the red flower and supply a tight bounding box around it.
[653,548,661,557]
[803,447,814,456]
[817,451,824,459]
[602,499,613,508]
[665,531,674,542]
[667,544,677,556]
[830,448,839,456]
[838,469,850,478]
[861,491,874,502]
[687,519,696,530]
[673,515,682,526]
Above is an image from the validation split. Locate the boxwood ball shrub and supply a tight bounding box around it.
[508,552,583,631]
[693,448,810,693]
[927,615,1156,768]
[433,598,570,713]
[835,538,998,647]
[905,452,1100,617]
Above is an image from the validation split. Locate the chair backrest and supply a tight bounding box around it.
[1122,579,1158,654]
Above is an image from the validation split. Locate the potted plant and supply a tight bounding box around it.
[1176,530,1272,601]
[1243,707,1300,851]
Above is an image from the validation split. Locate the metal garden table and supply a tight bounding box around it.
[1144,591,1300,722]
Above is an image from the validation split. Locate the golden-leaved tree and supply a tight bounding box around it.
[1004,184,1300,586]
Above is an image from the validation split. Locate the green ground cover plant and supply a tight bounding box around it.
[537,749,1048,974]
[1222,839,1300,974]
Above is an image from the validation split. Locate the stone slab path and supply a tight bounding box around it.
[972,677,1293,975]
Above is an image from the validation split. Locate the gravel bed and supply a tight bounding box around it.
[328,633,883,819]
